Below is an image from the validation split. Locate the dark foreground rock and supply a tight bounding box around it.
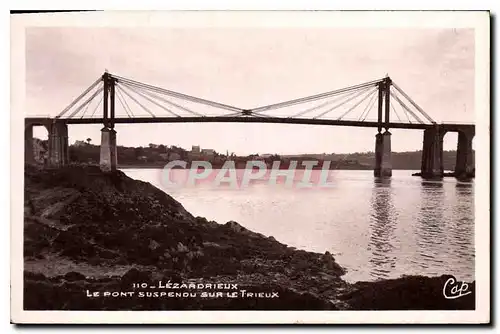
[23,164,474,310]
[339,275,475,310]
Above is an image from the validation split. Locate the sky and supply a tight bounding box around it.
[26,27,475,155]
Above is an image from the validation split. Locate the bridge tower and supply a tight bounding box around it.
[99,72,118,172]
[374,77,392,177]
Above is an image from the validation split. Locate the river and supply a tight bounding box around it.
[122,168,474,283]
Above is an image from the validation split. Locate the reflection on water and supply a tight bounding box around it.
[415,181,446,275]
[123,169,475,283]
[368,178,397,279]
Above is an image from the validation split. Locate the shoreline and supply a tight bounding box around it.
[119,164,418,171]
[22,164,475,310]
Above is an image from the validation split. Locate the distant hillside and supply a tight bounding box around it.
[33,138,473,171]
[283,150,475,171]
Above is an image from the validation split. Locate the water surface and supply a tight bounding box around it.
[123,169,475,283]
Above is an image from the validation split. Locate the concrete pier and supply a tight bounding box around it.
[47,122,69,168]
[374,131,392,177]
[99,127,117,172]
[455,129,475,178]
[420,127,444,179]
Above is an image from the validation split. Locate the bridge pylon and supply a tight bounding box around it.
[100,72,118,171]
[374,77,392,177]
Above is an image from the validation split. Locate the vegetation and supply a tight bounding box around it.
[32,138,474,170]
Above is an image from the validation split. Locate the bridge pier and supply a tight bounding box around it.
[420,126,444,179]
[374,131,392,177]
[47,122,69,168]
[99,127,117,172]
[455,129,475,178]
[25,124,35,165]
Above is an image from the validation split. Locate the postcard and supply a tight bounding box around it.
[10,10,490,324]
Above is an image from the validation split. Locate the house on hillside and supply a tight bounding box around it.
[73,140,87,147]
[201,149,215,158]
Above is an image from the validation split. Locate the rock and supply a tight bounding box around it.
[64,271,86,281]
[120,268,152,286]
[202,241,222,248]
[320,251,346,276]
[177,242,189,253]
[186,250,203,260]
[24,271,47,281]
[149,240,161,251]
[226,221,245,233]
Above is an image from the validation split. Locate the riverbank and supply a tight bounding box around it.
[23,165,475,310]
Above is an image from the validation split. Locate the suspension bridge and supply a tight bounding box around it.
[25,71,475,178]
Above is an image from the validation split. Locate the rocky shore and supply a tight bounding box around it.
[23,165,475,310]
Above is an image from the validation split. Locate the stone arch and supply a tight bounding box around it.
[25,120,51,165]
[441,130,457,172]
[420,124,475,179]
[25,119,69,167]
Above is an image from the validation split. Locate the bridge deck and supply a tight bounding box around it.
[25,116,474,132]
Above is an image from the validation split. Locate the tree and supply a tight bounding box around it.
[134,147,144,158]
[86,138,91,145]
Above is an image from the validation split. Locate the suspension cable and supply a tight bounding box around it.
[88,95,104,118]
[216,111,242,117]
[390,91,424,124]
[115,88,132,118]
[113,74,242,113]
[251,79,383,113]
[358,89,378,121]
[251,111,273,118]
[392,82,436,124]
[116,86,135,117]
[336,87,378,120]
[362,92,379,121]
[399,99,412,123]
[67,86,104,119]
[119,83,181,117]
[313,86,374,119]
[56,77,102,118]
[391,92,412,123]
[79,95,92,119]
[390,102,402,122]
[118,84,156,117]
[121,81,203,117]
[290,88,367,118]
